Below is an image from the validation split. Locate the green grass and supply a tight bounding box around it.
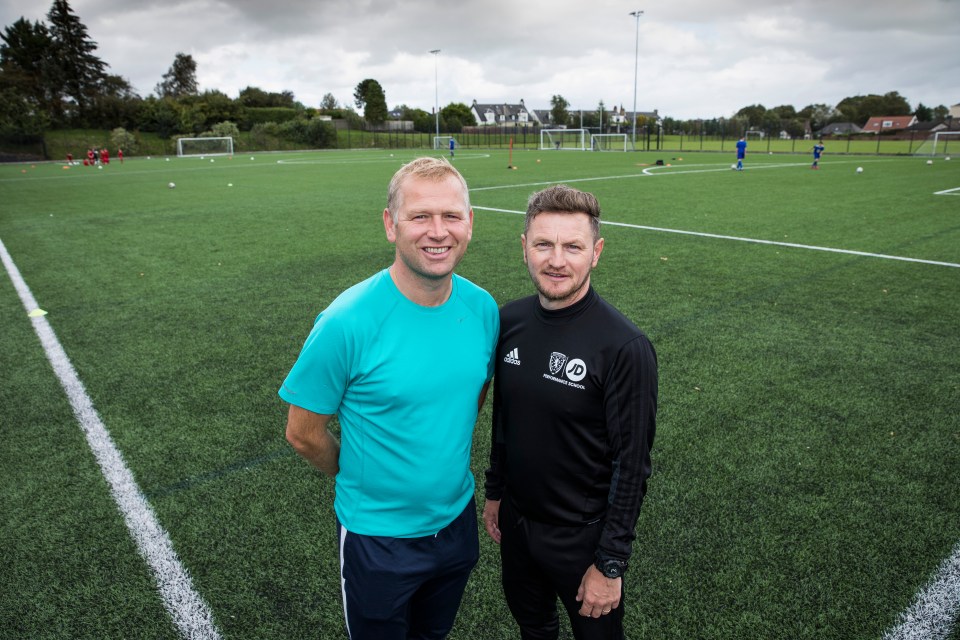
[1,149,959,639]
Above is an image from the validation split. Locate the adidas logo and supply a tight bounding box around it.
[503,347,521,366]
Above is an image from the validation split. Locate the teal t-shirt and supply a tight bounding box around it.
[280,269,499,537]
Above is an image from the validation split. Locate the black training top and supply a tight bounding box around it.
[485,287,657,562]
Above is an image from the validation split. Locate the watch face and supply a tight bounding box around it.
[598,559,626,578]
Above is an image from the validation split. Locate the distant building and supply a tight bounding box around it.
[949,103,960,120]
[470,99,540,127]
[862,115,918,133]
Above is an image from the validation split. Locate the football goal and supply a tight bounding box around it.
[433,136,457,150]
[176,136,234,157]
[913,131,960,156]
[591,133,629,152]
[540,129,588,151]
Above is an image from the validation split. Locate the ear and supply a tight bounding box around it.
[591,237,605,268]
[383,208,396,243]
[520,233,528,264]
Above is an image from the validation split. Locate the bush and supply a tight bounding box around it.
[110,127,139,155]
[277,117,336,148]
[241,107,302,130]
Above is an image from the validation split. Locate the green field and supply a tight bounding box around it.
[2,149,959,639]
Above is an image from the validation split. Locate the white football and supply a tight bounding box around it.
[168,182,176,189]
[856,167,863,173]
[927,160,933,165]
[731,164,737,170]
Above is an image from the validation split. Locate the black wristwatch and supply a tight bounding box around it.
[594,557,628,579]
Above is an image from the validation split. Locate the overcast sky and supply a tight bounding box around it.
[3,0,958,120]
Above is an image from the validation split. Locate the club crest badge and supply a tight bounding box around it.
[549,352,568,375]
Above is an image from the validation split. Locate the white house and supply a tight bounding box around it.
[470,99,541,127]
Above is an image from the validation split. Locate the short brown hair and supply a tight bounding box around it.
[386,157,470,223]
[525,185,601,240]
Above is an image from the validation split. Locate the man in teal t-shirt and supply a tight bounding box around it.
[281,157,498,639]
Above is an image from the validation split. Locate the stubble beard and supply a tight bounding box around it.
[530,266,591,306]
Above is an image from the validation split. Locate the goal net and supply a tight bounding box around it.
[913,131,960,156]
[433,136,457,150]
[591,133,629,152]
[176,136,234,157]
[540,129,588,151]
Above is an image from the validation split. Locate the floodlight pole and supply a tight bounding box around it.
[630,10,643,149]
[430,49,441,138]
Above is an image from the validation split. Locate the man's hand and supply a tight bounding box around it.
[575,564,621,618]
[482,499,502,544]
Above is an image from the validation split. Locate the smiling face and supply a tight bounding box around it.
[384,174,473,298]
[522,211,604,310]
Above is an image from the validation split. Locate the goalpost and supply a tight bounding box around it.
[591,133,629,152]
[176,137,234,157]
[540,128,588,151]
[433,136,457,150]
[913,131,960,156]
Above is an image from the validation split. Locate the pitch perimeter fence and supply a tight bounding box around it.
[9,125,955,162]
[330,126,954,156]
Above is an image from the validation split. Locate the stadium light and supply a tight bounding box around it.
[629,10,643,149]
[430,49,441,138]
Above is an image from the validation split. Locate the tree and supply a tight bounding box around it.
[914,102,933,122]
[320,93,338,111]
[88,73,141,129]
[550,94,570,128]
[439,102,476,133]
[156,52,198,98]
[760,110,782,136]
[137,96,181,138]
[178,89,240,134]
[0,18,55,126]
[798,103,837,131]
[769,104,796,119]
[932,104,949,122]
[238,86,297,108]
[396,104,433,132]
[735,104,767,128]
[46,0,107,123]
[836,91,911,125]
[353,78,388,126]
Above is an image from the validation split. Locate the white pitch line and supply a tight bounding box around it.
[473,206,960,269]
[0,238,222,640]
[882,541,960,640]
[934,187,960,196]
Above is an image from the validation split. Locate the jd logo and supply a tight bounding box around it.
[549,352,567,375]
[565,359,587,382]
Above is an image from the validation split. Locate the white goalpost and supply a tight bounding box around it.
[176,136,235,157]
[914,131,960,156]
[433,136,457,150]
[591,133,629,152]
[540,129,588,151]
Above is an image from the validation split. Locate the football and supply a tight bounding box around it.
[856,167,863,174]
[168,182,176,189]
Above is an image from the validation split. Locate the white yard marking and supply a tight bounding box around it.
[0,238,222,640]
[473,206,960,269]
[882,542,960,640]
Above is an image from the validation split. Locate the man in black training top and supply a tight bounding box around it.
[483,184,658,640]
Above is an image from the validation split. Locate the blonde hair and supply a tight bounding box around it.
[386,157,470,223]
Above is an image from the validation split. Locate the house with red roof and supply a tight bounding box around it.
[862,115,917,133]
